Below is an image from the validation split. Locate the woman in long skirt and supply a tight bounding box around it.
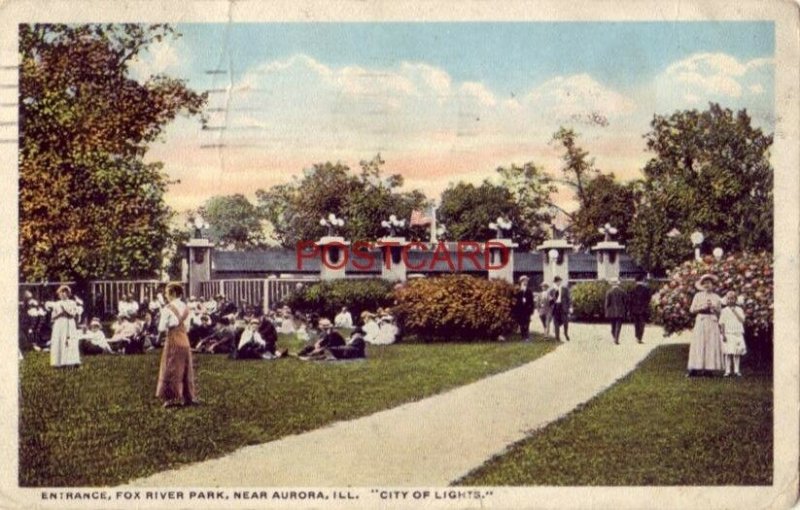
[48,285,82,368]
[156,283,198,407]
[687,273,724,376]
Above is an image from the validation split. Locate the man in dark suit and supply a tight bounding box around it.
[512,276,535,342]
[551,276,571,341]
[604,278,627,344]
[296,318,346,358]
[627,274,651,344]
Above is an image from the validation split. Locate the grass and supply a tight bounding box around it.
[20,333,557,487]
[456,344,772,486]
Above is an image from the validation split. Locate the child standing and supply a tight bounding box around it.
[719,291,747,377]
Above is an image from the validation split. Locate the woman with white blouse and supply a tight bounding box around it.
[156,283,198,407]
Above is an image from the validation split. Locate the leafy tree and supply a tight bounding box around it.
[197,194,266,250]
[256,155,429,247]
[19,24,206,281]
[549,127,637,248]
[628,104,773,274]
[437,181,529,247]
[495,162,555,248]
[569,174,638,248]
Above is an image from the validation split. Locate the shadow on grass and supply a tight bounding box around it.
[456,344,772,486]
[20,334,558,486]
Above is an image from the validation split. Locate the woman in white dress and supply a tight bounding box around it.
[687,274,724,376]
[374,316,399,345]
[719,291,747,377]
[47,285,82,368]
[361,311,381,344]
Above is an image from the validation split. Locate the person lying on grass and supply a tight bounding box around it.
[193,317,241,354]
[299,326,368,361]
[289,318,346,360]
[78,318,114,355]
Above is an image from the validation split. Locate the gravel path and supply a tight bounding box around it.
[126,323,690,487]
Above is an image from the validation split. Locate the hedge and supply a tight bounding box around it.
[570,280,665,322]
[282,278,396,323]
[392,275,516,341]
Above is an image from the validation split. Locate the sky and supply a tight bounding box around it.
[130,22,775,213]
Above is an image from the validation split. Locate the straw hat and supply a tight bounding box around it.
[56,285,71,297]
[695,273,718,290]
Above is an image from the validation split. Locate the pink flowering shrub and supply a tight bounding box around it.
[652,252,773,340]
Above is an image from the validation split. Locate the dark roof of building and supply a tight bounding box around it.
[212,247,645,275]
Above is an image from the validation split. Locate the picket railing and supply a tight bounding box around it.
[90,280,175,318]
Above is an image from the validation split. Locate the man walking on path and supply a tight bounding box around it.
[551,276,571,342]
[605,278,627,344]
[628,274,651,344]
[512,276,535,341]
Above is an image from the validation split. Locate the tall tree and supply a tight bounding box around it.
[549,127,637,248]
[19,24,206,281]
[256,155,429,247]
[495,162,555,248]
[437,181,528,247]
[628,103,773,274]
[198,194,267,250]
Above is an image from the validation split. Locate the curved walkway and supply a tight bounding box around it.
[126,323,690,487]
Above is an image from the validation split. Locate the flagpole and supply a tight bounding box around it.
[430,204,438,244]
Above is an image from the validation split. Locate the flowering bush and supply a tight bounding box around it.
[652,252,773,340]
[393,275,516,340]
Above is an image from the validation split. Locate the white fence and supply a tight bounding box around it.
[198,277,321,313]
[90,280,175,318]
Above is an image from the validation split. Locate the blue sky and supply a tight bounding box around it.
[175,22,774,93]
[134,22,775,212]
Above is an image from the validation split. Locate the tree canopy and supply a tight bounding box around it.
[256,155,429,247]
[628,103,773,274]
[19,24,206,281]
[197,194,266,250]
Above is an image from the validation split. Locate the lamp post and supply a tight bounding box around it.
[548,248,559,277]
[381,214,406,237]
[597,223,618,242]
[489,217,513,239]
[186,215,209,239]
[319,213,345,236]
[713,247,724,261]
[690,231,705,261]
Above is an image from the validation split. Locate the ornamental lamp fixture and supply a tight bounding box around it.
[713,247,724,261]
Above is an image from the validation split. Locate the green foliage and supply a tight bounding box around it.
[629,104,773,274]
[457,345,772,485]
[393,275,516,340]
[19,23,206,280]
[549,128,637,249]
[571,280,665,322]
[197,194,266,250]
[20,339,555,486]
[256,155,429,248]
[283,278,397,321]
[495,162,555,248]
[652,252,773,344]
[438,181,529,247]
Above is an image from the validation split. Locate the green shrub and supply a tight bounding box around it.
[571,280,666,322]
[282,278,396,322]
[652,252,772,344]
[393,275,515,341]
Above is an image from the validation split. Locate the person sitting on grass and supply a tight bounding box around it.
[320,326,367,360]
[295,314,311,342]
[277,306,296,335]
[257,314,281,359]
[294,318,346,359]
[235,318,273,359]
[108,314,142,353]
[374,315,399,345]
[188,314,215,348]
[334,306,353,329]
[78,318,114,355]
[193,317,239,354]
[361,311,380,344]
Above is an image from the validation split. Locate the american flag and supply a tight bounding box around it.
[409,209,433,226]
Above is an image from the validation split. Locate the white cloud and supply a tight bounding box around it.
[661,52,772,101]
[128,38,185,82]
[524,74,636,121]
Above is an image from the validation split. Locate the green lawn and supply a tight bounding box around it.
[457,344,772,486]
[20,333,557,487]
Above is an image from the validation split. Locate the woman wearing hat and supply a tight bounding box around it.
[156,283,198,407]
[47,285,82,368]
[361,311,380,344]
[687,273,725,376]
